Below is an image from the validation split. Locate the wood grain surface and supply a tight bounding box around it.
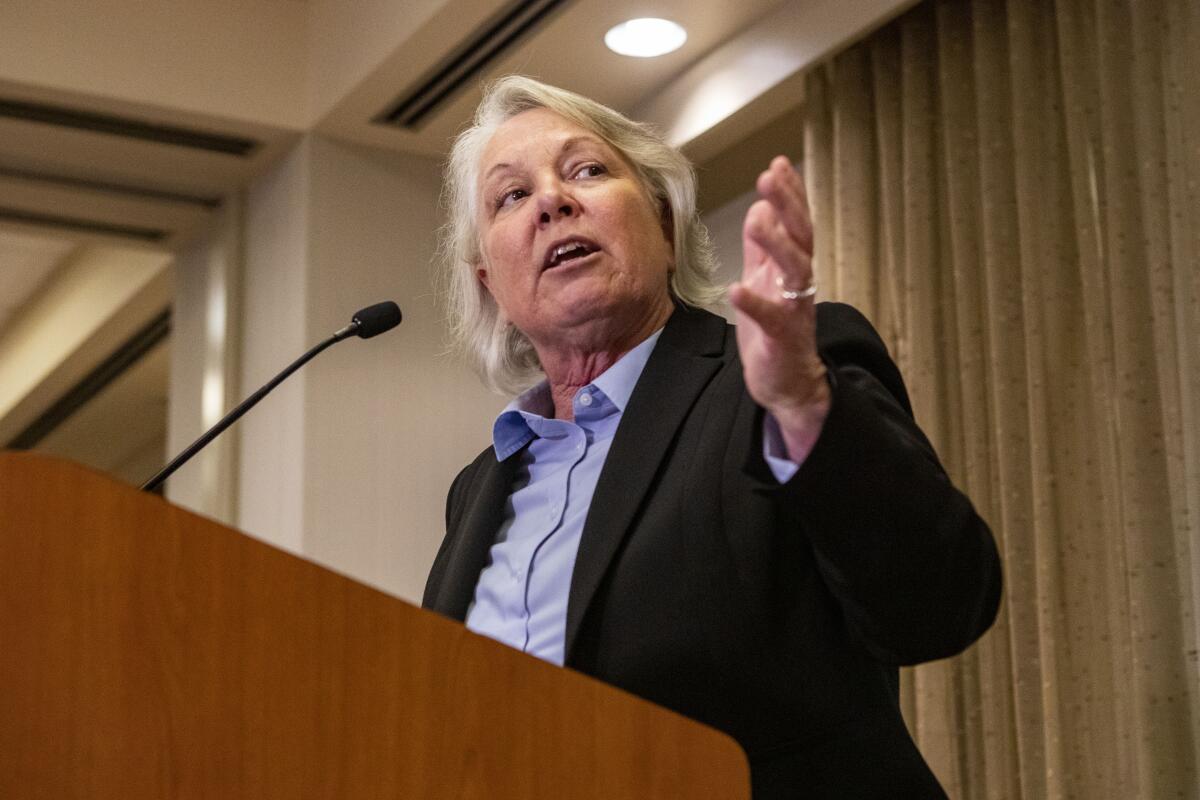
[0,452,749,799]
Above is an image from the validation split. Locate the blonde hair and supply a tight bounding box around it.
[441,75,721,394]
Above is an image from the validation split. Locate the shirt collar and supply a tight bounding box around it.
[589,327,662,413]
[491,328,664,460]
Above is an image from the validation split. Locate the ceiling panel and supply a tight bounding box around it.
[0,229,76,333]
[33,336,169,486]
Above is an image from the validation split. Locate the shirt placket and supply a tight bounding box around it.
[519,422,587,651]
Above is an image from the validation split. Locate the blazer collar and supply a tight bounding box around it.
[430,305,730,635]
[564,304,729,660]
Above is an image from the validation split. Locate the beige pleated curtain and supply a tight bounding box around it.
[801,0,1200,796]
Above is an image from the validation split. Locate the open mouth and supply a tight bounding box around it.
[544,238,601,269]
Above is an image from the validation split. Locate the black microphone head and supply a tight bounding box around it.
[352,301,402,339]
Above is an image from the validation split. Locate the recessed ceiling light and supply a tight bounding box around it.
[604,18,687,58]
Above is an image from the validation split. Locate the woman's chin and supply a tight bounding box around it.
[547,298,618,334]
[538,295,667,351]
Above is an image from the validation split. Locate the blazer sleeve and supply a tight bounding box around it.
[764,303,1002,665]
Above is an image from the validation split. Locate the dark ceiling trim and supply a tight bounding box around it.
[377,0,573,130]
[7,309,172,451]
[0,206,168,243]
[0,166,221,208]
[0,98,259,156]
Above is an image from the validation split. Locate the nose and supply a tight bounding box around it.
[535,182,577,226]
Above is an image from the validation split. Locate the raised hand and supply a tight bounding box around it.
[728,156,830,463]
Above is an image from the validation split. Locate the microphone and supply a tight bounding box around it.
[141,301,402,493]
[334,300,403,340]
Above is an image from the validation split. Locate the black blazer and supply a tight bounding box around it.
[423,303,1002,799]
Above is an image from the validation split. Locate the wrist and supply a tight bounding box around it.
[769,375,832,462]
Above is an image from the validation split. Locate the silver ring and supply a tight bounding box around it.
[777,275,817,301]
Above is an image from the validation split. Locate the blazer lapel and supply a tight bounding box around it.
[427,452,519,621]
[564,306,729,659]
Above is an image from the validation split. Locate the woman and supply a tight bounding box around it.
[423,76,1001,799]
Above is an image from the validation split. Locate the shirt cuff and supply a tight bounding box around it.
[762,412,802,483]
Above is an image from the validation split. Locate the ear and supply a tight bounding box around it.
[659,202,676,272]
[475,264,491,292]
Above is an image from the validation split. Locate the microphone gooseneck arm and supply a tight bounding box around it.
[140,331,342,493]
[140,301,401,494]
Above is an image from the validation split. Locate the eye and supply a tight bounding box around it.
[571,163,606,179]
[496,187,528,209]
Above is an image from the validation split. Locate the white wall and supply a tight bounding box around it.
[297,136,502,600]
[170,135,502,603]
[236,139,312,552]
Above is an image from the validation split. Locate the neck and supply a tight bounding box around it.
[535,300,672,421]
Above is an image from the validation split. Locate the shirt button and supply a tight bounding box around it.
[578,392,593,407]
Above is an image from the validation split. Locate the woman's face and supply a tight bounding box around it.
[474,108,674,348]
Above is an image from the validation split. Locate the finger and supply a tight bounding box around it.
[744,201,814,288]
[742,235,767,281]
[773,154,808,202]
[766,155,810,214]
[728,281,805,340]
[756,160,813,255]
[740,200,776,283]
[756,157,813,254]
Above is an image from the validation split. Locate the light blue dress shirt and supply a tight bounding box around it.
[465,328,801,666]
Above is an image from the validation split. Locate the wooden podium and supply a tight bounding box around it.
[0,453,749,799]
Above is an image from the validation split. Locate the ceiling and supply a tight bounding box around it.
[33,335,170,485]
[0,0,786,256]
[0,0,912,255]
[0,229,77,333]
[315,0,788,156]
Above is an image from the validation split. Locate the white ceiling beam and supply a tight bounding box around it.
[306,0,462,124]
[635,0,918,161]
[0,1,310,129]
[0,247,170,445]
